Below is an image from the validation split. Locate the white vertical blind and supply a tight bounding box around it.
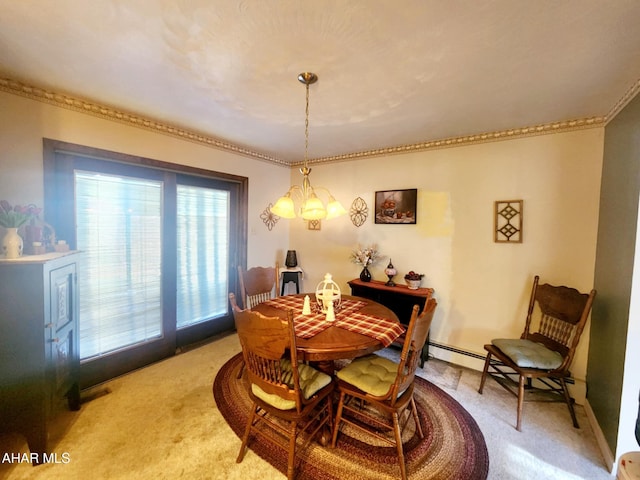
[75,171,163,360]
[176,185,230,328]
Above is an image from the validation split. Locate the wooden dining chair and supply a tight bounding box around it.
[390,289,434,367]
[478,275,596,431]
[234,264,279,379]
[237,263,280,310]
[228,292,248,379]
[228,292,241,312]
[232,306,334,480]
[331,298,437,480]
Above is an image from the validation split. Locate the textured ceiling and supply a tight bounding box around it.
[1,0,640,165]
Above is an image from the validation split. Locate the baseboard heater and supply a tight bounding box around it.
[428,341,486,361]
[427,341,575,385]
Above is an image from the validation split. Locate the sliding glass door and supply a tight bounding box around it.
[44,140,247,387]
[176,184,229,329]
[75,171,164,361]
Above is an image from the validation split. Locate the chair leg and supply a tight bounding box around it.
[410,396,424,439]
[326,394,334,443]
[316,395,334,447]
[331,391,346,447]
[236,403,256,463]
[287,421,297,480]
[236,360,245,379]
[392,412,408,480]
[478,352,492,394]
[516,375,525,432]
[559,377,580,428]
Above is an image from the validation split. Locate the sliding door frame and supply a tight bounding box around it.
[43,139,248,387]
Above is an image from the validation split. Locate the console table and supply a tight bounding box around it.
[348,278,434,365]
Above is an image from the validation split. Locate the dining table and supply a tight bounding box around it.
[252,293,404,374]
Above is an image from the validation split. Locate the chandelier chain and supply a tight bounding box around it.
[304,82,310,166]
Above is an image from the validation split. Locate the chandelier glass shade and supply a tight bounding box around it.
[270,72,347,221]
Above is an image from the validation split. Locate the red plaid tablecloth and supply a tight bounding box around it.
[262,296,405,347]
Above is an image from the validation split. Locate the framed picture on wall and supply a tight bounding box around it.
[374,189,417,224]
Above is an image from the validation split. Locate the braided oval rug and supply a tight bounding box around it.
[213,353,489,480]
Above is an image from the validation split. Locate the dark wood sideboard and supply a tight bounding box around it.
[348,279,434,365]
[0,252,81,461]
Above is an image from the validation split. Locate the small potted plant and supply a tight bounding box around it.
[0,201,39,259]
[404,271,424,290]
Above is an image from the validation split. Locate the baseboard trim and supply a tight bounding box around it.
[584,399,615,473]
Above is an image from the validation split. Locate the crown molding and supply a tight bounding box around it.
[604,77,640,125]
[0,76,288,166]
[1,76,610,169]
[294,116,606,167]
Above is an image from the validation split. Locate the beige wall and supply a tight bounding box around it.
[0,89,604,403]
[0,91,290,267]
[287,128,604,402]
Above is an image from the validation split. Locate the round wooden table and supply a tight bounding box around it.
[252,294,400,373]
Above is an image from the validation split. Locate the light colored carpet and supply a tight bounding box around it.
[379,347,612,480]
[0,333,612,479]
[1,333,279,480]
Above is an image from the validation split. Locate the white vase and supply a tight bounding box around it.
[2,227,24,259]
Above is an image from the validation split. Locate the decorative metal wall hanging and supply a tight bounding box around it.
[494,200,523,243]
[349,197,368,227]
[307,219,321,231]
[260,203,279,231]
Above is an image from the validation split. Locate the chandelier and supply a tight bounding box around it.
[270,72,347,221]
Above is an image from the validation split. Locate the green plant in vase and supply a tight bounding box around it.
[0,201,41,259]
[0,200,39,228]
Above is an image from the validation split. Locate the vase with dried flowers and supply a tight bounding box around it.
[350,244,381,282]
[0,201,40,259]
